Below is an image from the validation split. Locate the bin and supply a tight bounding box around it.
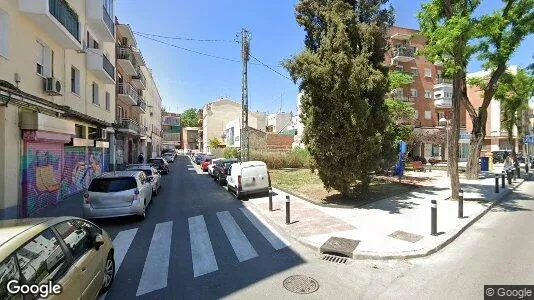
[480,157,489,171]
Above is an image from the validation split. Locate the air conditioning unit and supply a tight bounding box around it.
[99,128,108,140]
[43,77,62,96]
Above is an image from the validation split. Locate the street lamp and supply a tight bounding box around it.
[439,117,451,177]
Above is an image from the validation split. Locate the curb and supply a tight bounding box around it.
[267,178,528,260]
[187,156,206,175]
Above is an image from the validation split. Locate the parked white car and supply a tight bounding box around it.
[226,161,271,199]
[208,158,223,176]
[126,164,162,196]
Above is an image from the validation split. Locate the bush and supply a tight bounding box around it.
[223,147,240,159]
[250,148,313,169]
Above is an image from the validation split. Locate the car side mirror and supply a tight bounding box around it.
[94,234,104,250]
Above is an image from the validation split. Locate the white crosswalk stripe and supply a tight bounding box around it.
[239,207,290,250]
[189,215,219,277]
[136,221,173,296]
[216,211,258,262]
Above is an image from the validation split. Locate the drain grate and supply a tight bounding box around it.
[321,254,349,264]
[283,275,319,294]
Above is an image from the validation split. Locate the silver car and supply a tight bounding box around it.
[163,152,175,163]
[83,171,153,220]
[125,164,162,195]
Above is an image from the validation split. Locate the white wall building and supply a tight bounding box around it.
[267,112,292,133]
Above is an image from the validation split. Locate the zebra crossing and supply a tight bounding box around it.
[101,207,290,298]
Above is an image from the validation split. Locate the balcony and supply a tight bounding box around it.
[391,47,415,63]
[133,97,147,113]
[86,0,115,43]
[131,67,146,90]
[390,33,411,41]
[436,78,453,85]
[19,0,81,50]
[116,46,137,76]
[434,96,452,108]
[434,79,453,108]
[117,83,138,106]
[132,48,146,66]
[86,48,115,84]
[116,118,139,135]
[117,24,136,46]
[139,126,148,137]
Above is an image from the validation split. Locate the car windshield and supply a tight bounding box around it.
[88,177,137,192]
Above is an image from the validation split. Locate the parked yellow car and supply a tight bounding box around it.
[0,216,114,300]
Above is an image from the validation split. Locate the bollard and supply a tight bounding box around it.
[495,174,499,193]
[285,195,290,224]
[507,170,512,185]
[515,166,520,180]
[525,162,529,174]
[268,187,273,211]
[458,189,464,218]
[501,171,506,189]
[431,200,437,235]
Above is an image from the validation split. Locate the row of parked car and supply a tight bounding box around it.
[82,152,178,221]
[192,152,271,199]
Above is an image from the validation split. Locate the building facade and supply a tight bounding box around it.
[0,0,117,219]
[182,127,199,151]
[140,66,162,158]
[202,98,267,153]
[267,112,292,133]
[386,26,469,161]
[162,112,181,151]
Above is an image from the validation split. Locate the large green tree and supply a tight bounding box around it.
[386,72,417,143]
[181,108,199,127]
[495,68,534,164]
[284,0,394,195]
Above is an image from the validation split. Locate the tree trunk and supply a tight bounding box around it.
[465,111,487,179]
[449,74,463,201]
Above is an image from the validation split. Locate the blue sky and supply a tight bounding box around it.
[116,0,533,115]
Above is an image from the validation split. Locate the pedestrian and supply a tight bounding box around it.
[137,153,144,164]
[503,152,514,171]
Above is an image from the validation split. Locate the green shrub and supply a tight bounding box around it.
[250,147,313,169]
[223,147,240,159]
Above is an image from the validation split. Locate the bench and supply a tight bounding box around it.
[411,161,426,172]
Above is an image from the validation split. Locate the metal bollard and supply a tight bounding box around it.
[507,170,512,185]
[525,162,529,174]
[495,174,499,193]
[268,187,273,211]
[501,171,506,189]
[285,195,290,224]
[515,166,520,180]
[458,189,464,218]
[431,200,437,235]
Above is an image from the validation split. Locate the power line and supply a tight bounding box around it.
[249,52,293,81]
[135,33,241,63]
[133,31,239,43]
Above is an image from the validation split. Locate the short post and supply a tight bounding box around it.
[525,162,529,174]
[458,189,464,218]
[495,174,500,193]
[507,170,512,185]
[431,200,437,235]
[515,166,520,180]
[268,187,273,211]
[501,171,506,189]
[285,195,290,225]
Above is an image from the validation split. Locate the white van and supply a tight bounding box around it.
[226,161,271,199]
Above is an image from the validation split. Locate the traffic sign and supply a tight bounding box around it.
[524,135,534,144]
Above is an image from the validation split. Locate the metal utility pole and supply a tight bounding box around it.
[240,28,250,162]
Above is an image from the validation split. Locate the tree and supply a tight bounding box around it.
[284,0,394,195]
[208,138,221,149]
[161,106,167,114]
[494,68,534,164]
[386,71,417,143]
[181,108,199,127]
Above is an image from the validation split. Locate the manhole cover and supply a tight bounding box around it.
[389,230,423,243]
[283,275,319,294]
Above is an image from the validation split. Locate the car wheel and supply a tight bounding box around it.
[99,252,115,294]
[140,201,146,220]
[218,175,224,186]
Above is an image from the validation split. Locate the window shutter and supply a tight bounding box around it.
[43,46,52,77]
[0,11,7,57]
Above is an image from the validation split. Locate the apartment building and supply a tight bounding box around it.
[267,112,292,133]
[113,21,150,168]
[0,0,117,219]
[202,98,267,153]
[386,26,469,161]
[140,66,162,158]
[162,112,181,151]
[182,127,199,151]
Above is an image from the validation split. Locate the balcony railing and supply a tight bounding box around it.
[392,47,415,58]
[103,54,115,80]
[102,5,114,37]
[117,83,138,101]
[132,67,146,85]
[49,0,80,41]
[436,78,453,84]
[135,97,147,111]
[117,46,137,64]
[117,118,139,133]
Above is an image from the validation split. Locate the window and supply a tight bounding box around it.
[54,220,93,261]
[92,83,99,105]
[71,66,80,95]
[411,68,418,77]
[0,256,20,300]
[414,111,419,119]
[424,68,432,77]
[36,40,52,77]
[425,90,432,99]
[395,65,403,72]
[0,9,8,58]
[88,177,138,192]
[431,145,441,157]
[424,111,432,120]
[75,125,85,138]
[16,229,69,284]
[74,220,102,236]
[105,92,110,110]
[86,31,99,49]
[410,89,418,98]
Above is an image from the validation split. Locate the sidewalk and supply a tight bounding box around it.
[243,171,529,259]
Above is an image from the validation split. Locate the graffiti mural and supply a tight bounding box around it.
[21,143,63,217]
[61,147,106,199]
